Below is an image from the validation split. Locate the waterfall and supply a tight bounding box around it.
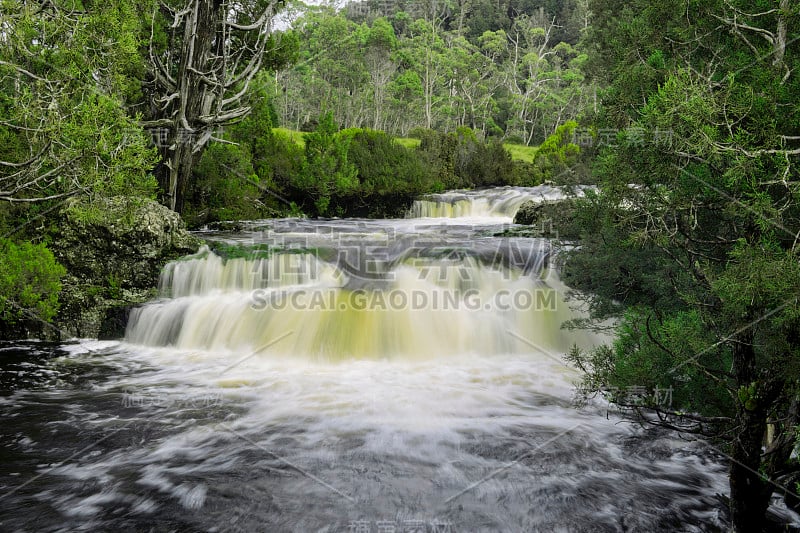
[125,240,577,360]
[13,187,732,533]
[408,185,590,220]
[157,247,345,298]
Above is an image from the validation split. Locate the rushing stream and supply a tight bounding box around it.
[0,187,757,531]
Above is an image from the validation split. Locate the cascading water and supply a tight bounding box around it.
[5,188,782,531]
[125,236,572,359]
[408,185,592,221]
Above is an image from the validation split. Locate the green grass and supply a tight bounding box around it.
[273,127,306,148]
[503,143,538,163]
[394,137,421,149]
[396,137,538,163]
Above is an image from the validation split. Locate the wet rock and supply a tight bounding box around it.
[513,198,580,239]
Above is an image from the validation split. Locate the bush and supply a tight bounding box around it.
[184,81,304,224]
[188,143,263,224]
[456,137,514,187]
[0,238,65,330]
[529,120,581,185]
[417,128,514,189]
[407,127,430,139]
[346,129,433,195]
[261,129,305,196]
[293,112,358,216]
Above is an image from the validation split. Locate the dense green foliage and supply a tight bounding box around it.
[345,129,434,196]
[2,0,589,229]
[0,0,161,331]
[0,0,159,205]
[0,238,65,334]
[527,120,583,184]
[294,111,360,216]
[564,0,800,528]
[275,3,594,144]
[3,1,799,527]
[187,109,529,222]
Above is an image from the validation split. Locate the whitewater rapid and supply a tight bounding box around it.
[0,189,742,531]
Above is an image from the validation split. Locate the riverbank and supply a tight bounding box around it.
[1,197,202,341]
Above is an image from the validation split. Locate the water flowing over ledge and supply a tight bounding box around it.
[125,220,577,360]
[408,185,594,221]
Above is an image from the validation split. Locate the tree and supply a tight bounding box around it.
[274,1,594,139]
[502,11,588,145]
[293,111,358,216]
[445,35,501,134]
[365,18,398,130]
[0,0,157,204]
[406,17,449,129]
[567,1,800,530]
[141,0,292,213]
[284,10,369,129]
[0,237,65,336]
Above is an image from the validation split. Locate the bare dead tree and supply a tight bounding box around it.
[141,0,282,213]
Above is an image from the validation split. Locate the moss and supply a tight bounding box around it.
[206,242,322,261]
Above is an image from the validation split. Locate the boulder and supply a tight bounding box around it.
[513,198,581,239]
[48,197,202,339]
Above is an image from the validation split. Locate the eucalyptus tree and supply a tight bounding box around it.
[503,11,559,144]
[405,17,450,129]
[444,35,501,134]
[281,10,370,129]
[365,17,398,130]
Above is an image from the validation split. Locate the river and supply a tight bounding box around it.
[0,187,743,531]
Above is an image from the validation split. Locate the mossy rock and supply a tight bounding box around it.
[513,199,581,239]
[46,197,202,339]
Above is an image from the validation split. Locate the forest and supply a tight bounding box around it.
[1,0,799,530]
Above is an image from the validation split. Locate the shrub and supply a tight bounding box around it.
[0,238,65,327]
[407,127,430,139]
[346,129,433,195]
[185,82,304,223]
[293,112,358,216]
[456,137,514,187]
[530,120,581,185]
[417,128,514,188]
[189,143,263,224]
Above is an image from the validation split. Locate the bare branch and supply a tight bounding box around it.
[224,2,277,31]
[0,191,76,203]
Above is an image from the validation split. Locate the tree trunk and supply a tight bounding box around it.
[729,332,773,532]
[162,0,218,213]
[773,0,788,68]
[146,0,280,213]
[729,411,771,532]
